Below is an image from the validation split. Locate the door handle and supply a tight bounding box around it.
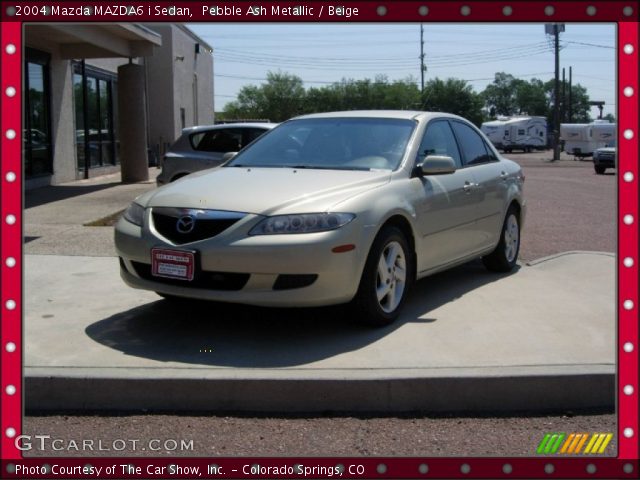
[463,181,475,193]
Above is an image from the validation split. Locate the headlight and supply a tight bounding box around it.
[593,151,599,160]
[123,202,145,226]
[249,213,355,235]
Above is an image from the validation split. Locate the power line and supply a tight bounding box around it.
[214,45,555,71]
[563,40,615,49]
[215,41,553,66]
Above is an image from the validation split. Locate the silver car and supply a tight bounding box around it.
[117,111,525,326]
[156,123,277,185]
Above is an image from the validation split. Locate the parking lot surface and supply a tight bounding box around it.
[23,151,617,456]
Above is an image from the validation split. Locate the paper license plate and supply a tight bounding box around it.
[151,248,195,281]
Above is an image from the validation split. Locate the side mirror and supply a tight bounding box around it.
[420,155,457,175]
[221,151,238,163]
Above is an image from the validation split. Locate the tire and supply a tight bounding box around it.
[594,165,606,175]
[482,206,520,272]
[351,226,414,327]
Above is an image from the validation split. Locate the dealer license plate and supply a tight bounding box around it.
[151,248,195,281]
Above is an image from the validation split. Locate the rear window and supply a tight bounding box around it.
[190,129,243,152]
[450,121,497,166]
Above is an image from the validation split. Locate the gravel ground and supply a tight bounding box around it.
[508,151,616,262]
[24,412,616,457]
[24,151,617,457]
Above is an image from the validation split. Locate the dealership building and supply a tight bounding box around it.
[23,23,214,189]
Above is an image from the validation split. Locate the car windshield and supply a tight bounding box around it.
[226,117,416,171]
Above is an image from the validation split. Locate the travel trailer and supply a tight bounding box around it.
[480,119,508,149]
[500,117,547,152]
[560,121,615,158]
[591,120,616,144]
[482,117,547,152]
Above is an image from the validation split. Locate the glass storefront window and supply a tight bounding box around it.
[24,49,52,178]
[73,63,118,172]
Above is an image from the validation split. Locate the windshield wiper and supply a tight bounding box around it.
[288,165,371,171]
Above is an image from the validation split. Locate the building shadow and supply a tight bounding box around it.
[25,183,122,209]
[85,259,518,368]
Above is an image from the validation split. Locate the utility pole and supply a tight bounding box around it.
[568,66,572,123]
[562,67,566,122]
[420,24,425,94]
[553,25,561,161]
[545,23,564,161]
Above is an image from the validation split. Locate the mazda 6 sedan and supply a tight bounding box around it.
[116,111,526,326]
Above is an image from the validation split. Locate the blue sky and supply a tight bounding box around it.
[188,23,616,119]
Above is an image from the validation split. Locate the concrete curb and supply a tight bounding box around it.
[525,250,615,266]
[26,367,614,413]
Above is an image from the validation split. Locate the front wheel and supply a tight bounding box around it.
[351,226,413,327]
[594,165,606,175]
[483,206,520,272]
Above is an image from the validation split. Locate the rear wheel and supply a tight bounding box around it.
[594,165,606,175]
[483,206,520,272]
[351,226,413,326]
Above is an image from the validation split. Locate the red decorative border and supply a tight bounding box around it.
[1,17,22,463]
[1,2,638,478]
[618,18,639,463]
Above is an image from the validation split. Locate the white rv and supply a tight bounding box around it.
[560,121,615,158]
[500,116,547,152]
[480,119,508,149]
[591,121,616,144]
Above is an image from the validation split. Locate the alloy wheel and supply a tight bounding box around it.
[376,240,407,313]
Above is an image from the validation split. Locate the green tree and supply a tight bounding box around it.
[422,78,484,126]
[224,71,306,122]
[482,72,523,117]
[304,75,420,113]
[514,78,548,116]
[544,80,591,123]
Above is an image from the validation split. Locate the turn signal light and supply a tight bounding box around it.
[332,244,356,253]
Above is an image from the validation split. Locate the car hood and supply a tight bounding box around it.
[595,147,616,153]
[140,167,391,215]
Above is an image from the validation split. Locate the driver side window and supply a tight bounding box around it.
[417,120,462,167]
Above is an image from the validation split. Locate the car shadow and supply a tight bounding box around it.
[85,259,518,368]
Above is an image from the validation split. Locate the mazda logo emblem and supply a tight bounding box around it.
[176,215,196,234]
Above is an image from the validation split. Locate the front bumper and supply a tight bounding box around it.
[115,212,373,307]
[593,156,615,168]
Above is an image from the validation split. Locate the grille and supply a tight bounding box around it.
[151,207,246,244]
[129,261,250,291]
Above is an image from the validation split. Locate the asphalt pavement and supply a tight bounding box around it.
[22,157,616,414]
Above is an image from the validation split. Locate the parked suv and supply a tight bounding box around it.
[156,123,277,185]
[593,140,616,175]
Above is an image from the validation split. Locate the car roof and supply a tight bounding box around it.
[181,123,278,134]
[291,110,466,122]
